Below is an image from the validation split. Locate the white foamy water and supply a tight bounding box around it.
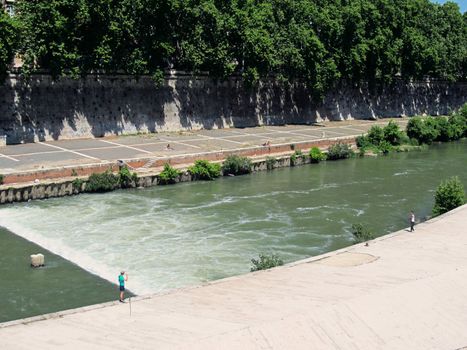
[0,175,361,295]
[4,141,465,296]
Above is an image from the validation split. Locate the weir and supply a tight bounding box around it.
[2,204,467,349]
[0,140,465,304]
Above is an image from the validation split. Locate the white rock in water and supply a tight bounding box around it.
[30,253,45,267]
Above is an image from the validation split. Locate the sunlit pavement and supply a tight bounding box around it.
[1,204,467,349]
[0,119,407,174]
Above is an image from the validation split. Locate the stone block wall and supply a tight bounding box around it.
[0,72,465,144]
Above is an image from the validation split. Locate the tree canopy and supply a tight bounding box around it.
[2,0,466,97]
[0,9,19,80]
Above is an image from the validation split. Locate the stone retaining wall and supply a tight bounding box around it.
[1,72,465,144]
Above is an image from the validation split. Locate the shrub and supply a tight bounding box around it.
[71,169,78,176]
[460,103,467,136]
[85,171,119,192]
[367,125,385,145]
[188,160,221,180]
[356,135,371,149]
[309,147,326,163]
[158,163,180,185]
[432,176,465,216]
[447,114,466,140]
[290,150,305,166]
[72,178,84,191]
[406,117,424,142]
[265,156,277,170]
[406,116,439,144]
[118,166,137,188]
[222,155,252,175]
[327,143,354,160]
[0,174,3,185]
[250,253,284,271]
[378,140,393,154]
[351,223,375,243]
[383,121,404,145]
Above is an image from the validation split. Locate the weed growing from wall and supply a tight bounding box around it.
[158,163,181,184]
[188,160,221,180]
[222,155,252,175]
[250,253,284,271]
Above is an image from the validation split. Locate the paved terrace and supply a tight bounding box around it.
[2,204,467,349]
[0,119,407,183]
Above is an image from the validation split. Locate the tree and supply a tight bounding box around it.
[0,10,19,80]
[433,176,466,216]
[12,0,467,94]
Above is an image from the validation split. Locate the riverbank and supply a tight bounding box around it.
[0,119,406,204]
[2,203,467,349]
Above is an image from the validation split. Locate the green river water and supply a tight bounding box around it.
[0,140,466,322]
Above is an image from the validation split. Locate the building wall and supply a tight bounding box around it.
[0,73,465,144]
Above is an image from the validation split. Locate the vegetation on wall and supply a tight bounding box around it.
[158,163,181,185]
[309,147,326,163]
[326,143,354,160]
[351,223,375,243]
[290,150,306,166]
[118,166,138,188]
[85,170,120,192]
[222,155,252,175]
[188,160,221,180]
[0,0,463,96]
[432,176,466,216]
[250,253,284,271]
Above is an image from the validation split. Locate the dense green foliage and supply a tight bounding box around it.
[188,160,221,180]
[222,155,252,175]
[250,253,284,271]
[309,147,326,163]
[265,156,277,170]
[0,0,463,94]
[290,150,305,166]
[407,112,467,144]
[327,143,354,160]
[357,120,406,153]
[0,174,4,185]
[0,10,19,79]
[118,166,138,188]
[351,223,375,243]
[85,171,119,192]
[158,163,181,185]
[432,176,465,216]
[71,178,84,191]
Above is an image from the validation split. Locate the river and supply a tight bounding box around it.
[1,140,466,322]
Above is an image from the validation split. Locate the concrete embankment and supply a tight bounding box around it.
[0,136,353,204]
[2,204,467,349]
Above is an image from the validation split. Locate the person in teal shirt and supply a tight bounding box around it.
[118,271,128,302]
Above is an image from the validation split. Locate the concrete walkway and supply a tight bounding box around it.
[2,204,467,349]
[0,119,407,175]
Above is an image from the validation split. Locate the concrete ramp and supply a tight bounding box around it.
[2,205,467,349]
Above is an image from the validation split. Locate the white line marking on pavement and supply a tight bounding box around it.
[158,138,202,149]
[196,134,245,145]
[280,131,321,138]
[38,142,101,160]
[340,126,370,133]
[0,153,19,162]
[99,139,153,154]
[322,130,347,135]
